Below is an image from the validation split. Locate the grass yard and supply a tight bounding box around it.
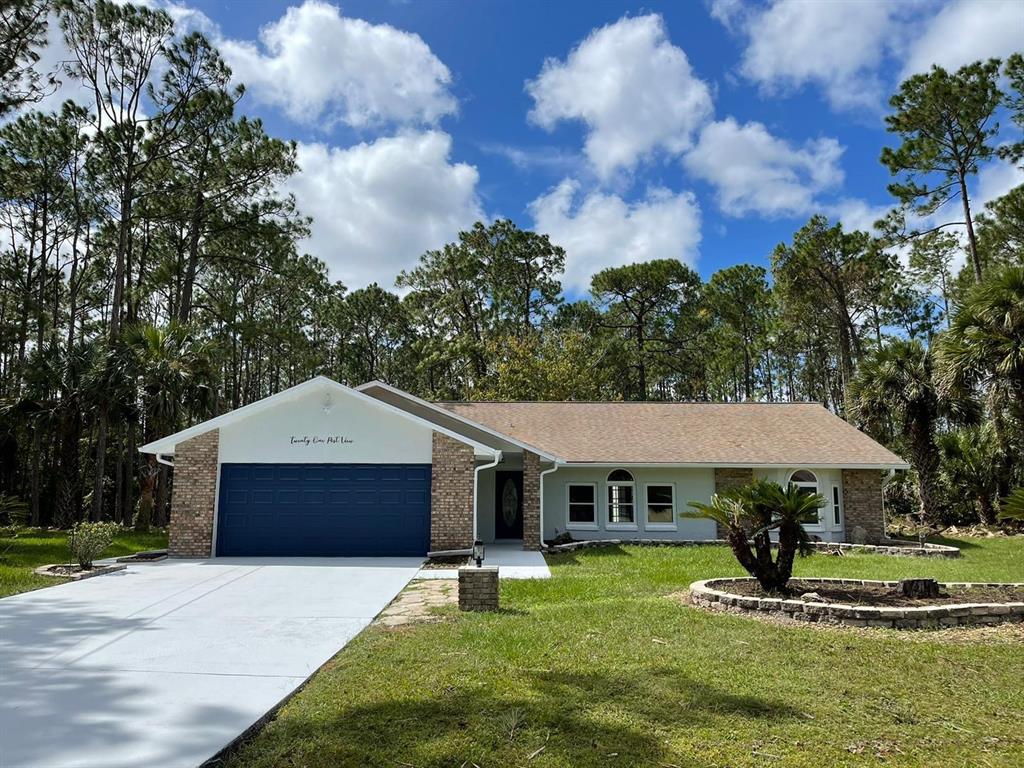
[0,528,168,599]
[227,537,1024,768]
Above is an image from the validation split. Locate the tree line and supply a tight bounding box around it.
[0,1,1021,530]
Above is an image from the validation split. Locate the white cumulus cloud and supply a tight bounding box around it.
[285,131,483,289]
[684,118,845,217]
[720,0,901,111]
[528,179,702,294]
[902,0,1023,79]
[219,0,456,129]
[526,14,713,179]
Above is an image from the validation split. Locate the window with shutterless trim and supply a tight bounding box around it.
[566,483,598,528]
[644,483,676,527]
[832,484,842,526]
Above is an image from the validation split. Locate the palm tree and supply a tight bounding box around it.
[686,479,824,593]
[937,265,1024,506]
[937,426,999,525]
[937,265,1024,413]
[124,323,217,528]
[848,339,941,523]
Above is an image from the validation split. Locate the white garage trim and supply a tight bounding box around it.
[139,376,498,459]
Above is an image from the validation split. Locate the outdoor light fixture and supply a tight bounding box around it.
[473,540,485,567]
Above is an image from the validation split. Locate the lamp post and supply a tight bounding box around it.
[472,540,485,567]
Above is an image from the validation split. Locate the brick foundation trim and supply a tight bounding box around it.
[168,429,219,558]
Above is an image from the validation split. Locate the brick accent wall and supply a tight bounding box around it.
[842,469,886,544]
[431,432,475,552]
[458,566,499,611]
[168,429,219,558]
[714,468,753,539]
[522,450,542,551]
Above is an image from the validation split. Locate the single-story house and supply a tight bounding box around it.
[140,376,908,558]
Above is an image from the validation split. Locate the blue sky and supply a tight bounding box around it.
[85,1,1024,294]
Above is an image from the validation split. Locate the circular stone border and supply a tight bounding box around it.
[689,577,1024,630]
[545,538,960,557]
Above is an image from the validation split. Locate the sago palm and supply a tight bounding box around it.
[687,479,823,593]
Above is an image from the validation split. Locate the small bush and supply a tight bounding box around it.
[67,522,120,569]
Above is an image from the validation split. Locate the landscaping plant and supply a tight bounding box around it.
[686,479,824,593]
[67,521,120,569]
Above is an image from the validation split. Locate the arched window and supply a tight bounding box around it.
[607,469,635,525]
[789,470,821,526]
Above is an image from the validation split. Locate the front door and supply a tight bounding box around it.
[494,471,524,539]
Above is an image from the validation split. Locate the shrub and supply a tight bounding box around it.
[67,521,120,569]
[685,479,825,594]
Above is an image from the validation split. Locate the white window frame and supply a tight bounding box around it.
[566,482,599,531]
[606,470,638,530]
[831,483,843,529]
[643,482,677,531]
[788,469,822,529]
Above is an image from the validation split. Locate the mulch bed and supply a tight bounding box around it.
[116,549,168,563]
[727,579,1024,607]
[421,556,469,569]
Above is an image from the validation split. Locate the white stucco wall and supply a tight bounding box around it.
[218,385,434,464]
[542,466,718,542]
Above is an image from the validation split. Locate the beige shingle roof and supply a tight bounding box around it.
[435,401,907,467]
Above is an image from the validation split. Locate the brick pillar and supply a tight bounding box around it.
[458,566,499,611]
[430,432,475,552]
[522,450,541,551]
[713,468,753,539]
[168,429,219,558]
[842,469,886,544]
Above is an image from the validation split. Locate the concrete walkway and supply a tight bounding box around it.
[416,541,551,579]
[0,557,421,768]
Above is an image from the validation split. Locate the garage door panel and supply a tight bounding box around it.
[215,463,430,557]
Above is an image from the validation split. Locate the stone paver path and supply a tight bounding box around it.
[375,579,457,627]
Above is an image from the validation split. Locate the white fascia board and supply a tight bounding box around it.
[558,461,911,470]
[140,376,498,459]
[355,380,563,462]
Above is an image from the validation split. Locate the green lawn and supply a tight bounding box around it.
[0,528,168,599]
[227,537,1024,768]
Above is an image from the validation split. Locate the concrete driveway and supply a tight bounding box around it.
[0,557,422,768]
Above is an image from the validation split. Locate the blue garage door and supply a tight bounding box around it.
[216,463,431,557]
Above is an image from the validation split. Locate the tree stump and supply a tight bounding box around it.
[897,578,940,598]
